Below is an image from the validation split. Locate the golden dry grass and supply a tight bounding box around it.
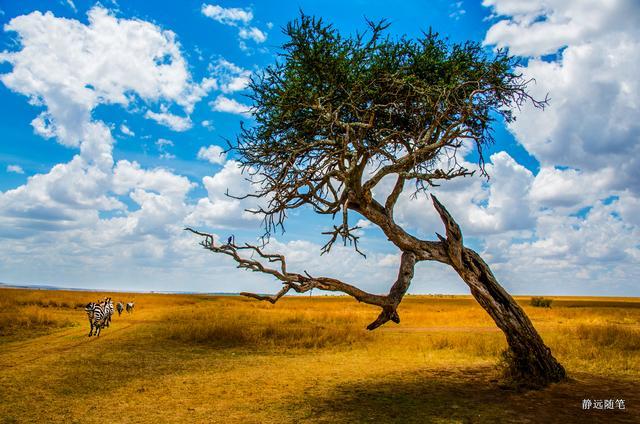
[0,288,639,423]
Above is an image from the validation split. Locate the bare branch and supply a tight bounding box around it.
[185,227,407,329]
[367,251,416,330]
[186,228,426,330]
[430,194,463,269]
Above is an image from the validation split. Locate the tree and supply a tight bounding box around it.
[187,15,566,387]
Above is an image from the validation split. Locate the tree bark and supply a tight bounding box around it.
[431,195,566,387]
[456,248,565,386]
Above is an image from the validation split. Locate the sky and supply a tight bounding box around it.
[0,0,638,296]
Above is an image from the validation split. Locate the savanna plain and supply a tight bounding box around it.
[1,287,639,423]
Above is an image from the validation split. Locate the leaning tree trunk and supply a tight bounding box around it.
[431,196,566,387]
[186,193,566,388]
[456,249,565,386]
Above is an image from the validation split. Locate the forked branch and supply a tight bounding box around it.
[184,227,418,329]
[184,195,464,331]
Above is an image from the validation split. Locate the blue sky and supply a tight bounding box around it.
[0,0,638,296]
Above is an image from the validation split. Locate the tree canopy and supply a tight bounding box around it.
[236,14,544,250]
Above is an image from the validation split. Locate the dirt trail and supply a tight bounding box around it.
[0,316,144,368]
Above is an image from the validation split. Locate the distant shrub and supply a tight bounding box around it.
[530,297,552,308]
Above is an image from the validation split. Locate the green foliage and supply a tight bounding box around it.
[235,13,544,235]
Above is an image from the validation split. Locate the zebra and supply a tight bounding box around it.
[116,302,124,316]
[85,301,110,337]
[126,302,135,313]
[103,297,114,327]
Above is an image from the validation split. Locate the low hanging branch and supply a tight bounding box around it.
[185,224,416,330]
[189,14,565,388]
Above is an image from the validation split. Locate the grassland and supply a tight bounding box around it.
[0,288,639,423]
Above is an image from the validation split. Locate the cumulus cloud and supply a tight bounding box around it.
[483,0,640,56]
[483,196,640,295]
[0,7,272,292]
[475,0,640,293]
[0,7,211,145]
[368,148,536,239]
[483,0,640,197]
[0,8,204,252]
[0,6,306,290]
[197,145,226,165]
[238,26,267,43]
[186,160,264,229]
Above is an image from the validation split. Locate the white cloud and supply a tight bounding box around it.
[529,166,615,210]
[7,165,25,174]
[186,160,264,229]
[120,124,135,137]
[31,112,57,140]
[201,3,267,48]
[145,109,193,132]
[65,0,77,13]
[449,1,466,20]
[238,26,267,43]
[201,4,253,26]
[483,197,640,294]
[210,59,251,93]
[474,0,640,294]
[112,160,192,198]
[0,6,270,292]
[484,1,640,197]
[0,7,210,144]
[356,219,371,229]
[197,145,226,165]
[0,7,202,250]
[210,95,251,117]
[156,138,173,148]
[483,0,640,56]
[382,151,535,238]
[155,138,175,159]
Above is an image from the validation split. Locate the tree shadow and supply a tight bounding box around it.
[286,367,639,423]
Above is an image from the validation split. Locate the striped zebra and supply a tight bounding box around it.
[104,298,114,327]
[85,299,110,337]
[126,302,135,313]
[116,302,124,316]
